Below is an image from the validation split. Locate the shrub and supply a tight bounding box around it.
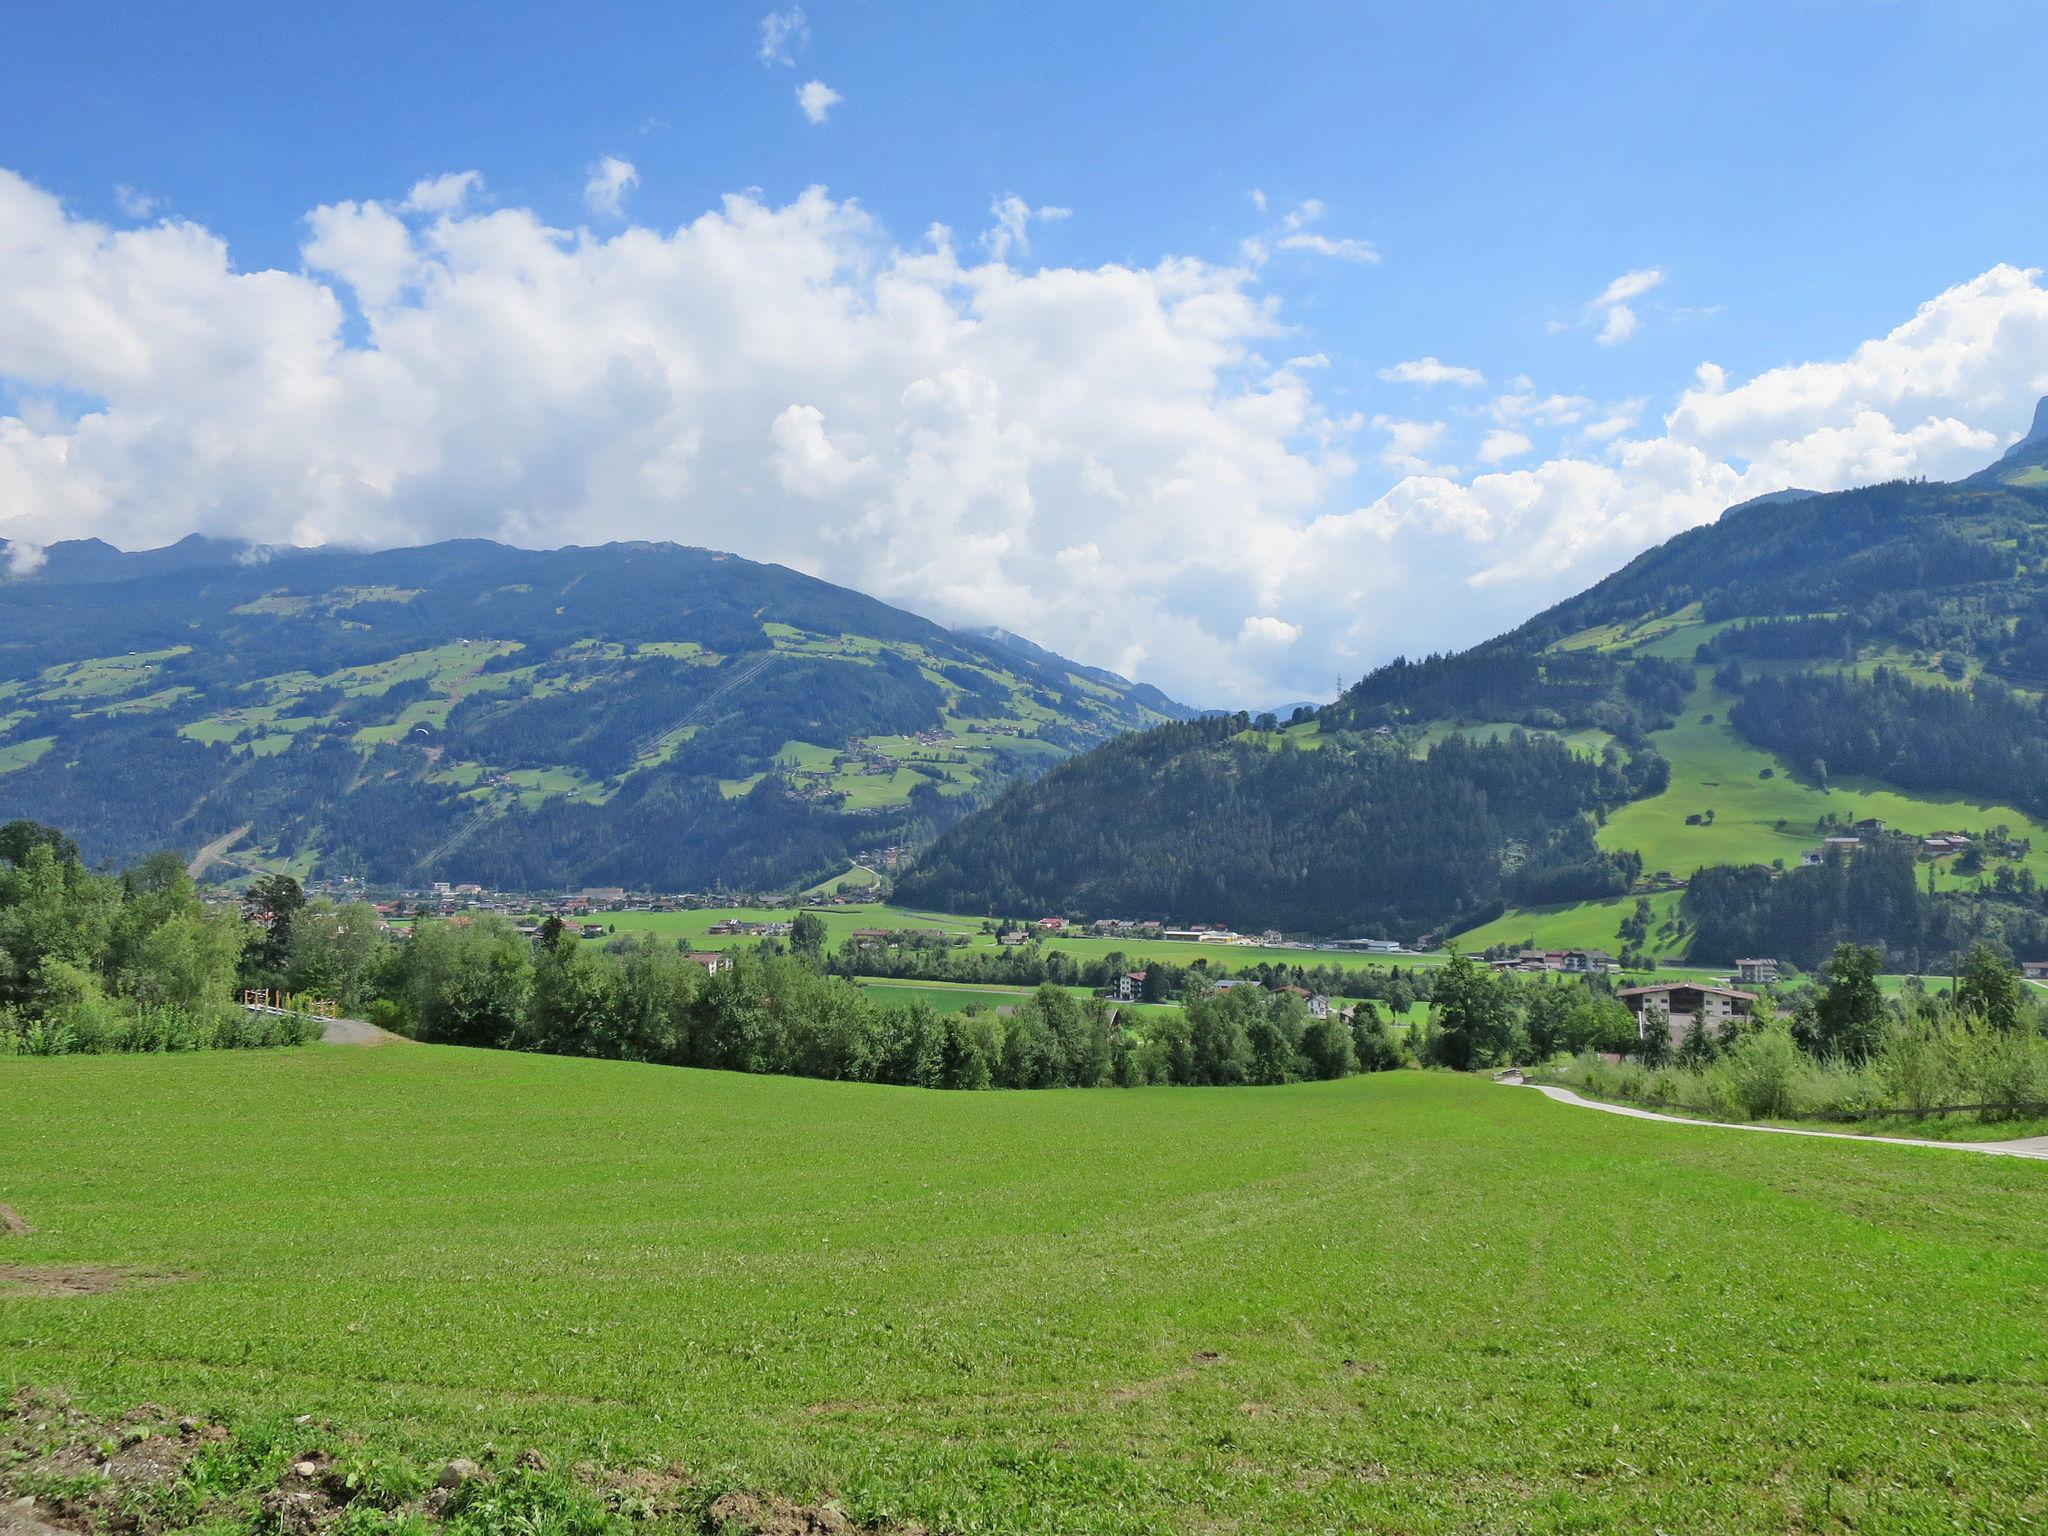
[1725,1027,1809,1119]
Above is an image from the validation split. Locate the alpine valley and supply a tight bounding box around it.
[903,403,2048,970]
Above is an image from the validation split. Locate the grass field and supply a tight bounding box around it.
[592,904,1451,977]
[3,1048,2045,1532]
[1452,891,1687,955]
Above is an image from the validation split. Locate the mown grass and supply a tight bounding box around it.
[2,1049,2044,1533]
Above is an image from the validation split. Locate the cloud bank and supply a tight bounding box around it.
[0,166,2044,706]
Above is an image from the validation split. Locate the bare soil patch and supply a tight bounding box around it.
[0,1265,183,1298]
[0,1205,30,1237]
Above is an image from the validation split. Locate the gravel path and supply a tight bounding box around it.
[1500,1076,2048,1160]
[319,1016,402,1046]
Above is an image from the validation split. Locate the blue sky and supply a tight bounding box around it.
[2,1,2046,704]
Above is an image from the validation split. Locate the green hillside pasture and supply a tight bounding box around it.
[1,1050,2042,1532]
[0,735,55,774]
[1452,890,1686,954]
[799,864,883,898]
[27,646,190,704]
[1596,672,2048,883]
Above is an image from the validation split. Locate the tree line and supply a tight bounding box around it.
[1684,840,2048,971]
[1728,665,2048,819]
[899,718,1657,936]
[0,821,315,1055]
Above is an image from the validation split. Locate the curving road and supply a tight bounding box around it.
[1499,1076,2048,1160]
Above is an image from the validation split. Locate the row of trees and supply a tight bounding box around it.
[1412,952,1641,1070]
[820,933,1438,1012]
[1685,842,2048,971]
[393,917,1408,1089]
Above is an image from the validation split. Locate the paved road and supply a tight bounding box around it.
[1500,1076,2048,1160]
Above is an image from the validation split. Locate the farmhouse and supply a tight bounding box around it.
[685,951,732,975]
[1111,971,1147,1002]
[1618,982,1758,1044]
[1282,986,1334,1018]
[2023,960,2048,981]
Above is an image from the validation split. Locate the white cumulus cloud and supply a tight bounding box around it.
[404,171,483,215]
[3,162,2046,708]
[1478,428,1532,464]
[797,80,842,124]
[1239,615,1302,645]
[583,157,639,219]
[981,195,1070,262]
[1349,263,2048,604]
[1379,356,1485,388]
[0,165,1359,705]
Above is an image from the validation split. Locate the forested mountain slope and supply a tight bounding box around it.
[0,537,1190,887]
[904,407,2048,965]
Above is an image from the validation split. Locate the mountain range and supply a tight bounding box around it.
[903,406,2048,968]
[0,537,1190,889]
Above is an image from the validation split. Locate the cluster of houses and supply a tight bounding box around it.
[1489,948,1618,976]
[1195,975,1338,1016]
[1796,821,2025,867]
[707,917,794,938]
[996,917,1314,949]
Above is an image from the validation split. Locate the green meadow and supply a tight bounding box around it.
[3,1047,2044,1533]
[1596,672,2048,885]
[591,903,1451,979]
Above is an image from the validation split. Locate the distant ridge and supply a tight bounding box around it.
[0,535,1194,887]
[1975,393,2048,485]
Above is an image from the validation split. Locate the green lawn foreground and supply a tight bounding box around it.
[2,1048,2045,1534]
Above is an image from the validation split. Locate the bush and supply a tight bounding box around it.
[1552,1016,2048,1124]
